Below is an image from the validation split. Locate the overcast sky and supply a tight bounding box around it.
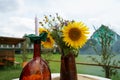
[0,0,120,38]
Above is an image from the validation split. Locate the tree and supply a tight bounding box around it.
[89,25,120,78]
[21,34,31,67]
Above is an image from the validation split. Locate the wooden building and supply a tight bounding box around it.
[0,36,25,66]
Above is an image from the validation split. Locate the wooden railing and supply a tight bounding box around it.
[48,60,120,69]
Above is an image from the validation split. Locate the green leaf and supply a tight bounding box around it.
[26,32,48,42]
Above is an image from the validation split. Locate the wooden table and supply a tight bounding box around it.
[12,73,111,80]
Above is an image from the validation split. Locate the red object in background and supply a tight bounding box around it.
[20,40,51,80]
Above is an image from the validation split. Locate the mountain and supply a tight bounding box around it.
[112,40,120,53]
[80,25,120,54]
[80,39,101,54]
[91,25,120,45]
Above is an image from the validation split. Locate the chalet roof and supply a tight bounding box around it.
[0,36,25,45]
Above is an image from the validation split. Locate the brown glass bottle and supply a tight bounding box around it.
[20,40,51,80]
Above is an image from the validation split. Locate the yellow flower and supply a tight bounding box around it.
[39,28,54,48]
[62,22,89,49]
[39,27,48,33]
[41,34,54,48]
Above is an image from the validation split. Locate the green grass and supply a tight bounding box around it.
[0,66,22,80]
[0,53,120,80]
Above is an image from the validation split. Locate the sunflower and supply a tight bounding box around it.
[39,28,54,48]
[39,27,48,33]
[62,22,89,49]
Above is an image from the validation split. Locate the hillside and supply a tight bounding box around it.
[80,25,120,54]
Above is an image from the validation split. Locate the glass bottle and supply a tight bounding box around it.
[20,39,51,80]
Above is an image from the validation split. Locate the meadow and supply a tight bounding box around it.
[0,53,120,80]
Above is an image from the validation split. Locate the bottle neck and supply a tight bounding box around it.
[33,40,41,58]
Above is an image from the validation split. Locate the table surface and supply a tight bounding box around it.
[12,73,111,80]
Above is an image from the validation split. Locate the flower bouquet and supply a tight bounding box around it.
[39,13,89,80]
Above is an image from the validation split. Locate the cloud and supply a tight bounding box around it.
[0,0,120,38]
[0,16,35,37]
[0,0,19,13]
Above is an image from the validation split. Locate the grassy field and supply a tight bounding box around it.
[0,53,120,80]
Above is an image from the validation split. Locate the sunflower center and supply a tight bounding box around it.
[68,28,81,41]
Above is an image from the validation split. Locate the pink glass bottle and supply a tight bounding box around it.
[20,40,51,80]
